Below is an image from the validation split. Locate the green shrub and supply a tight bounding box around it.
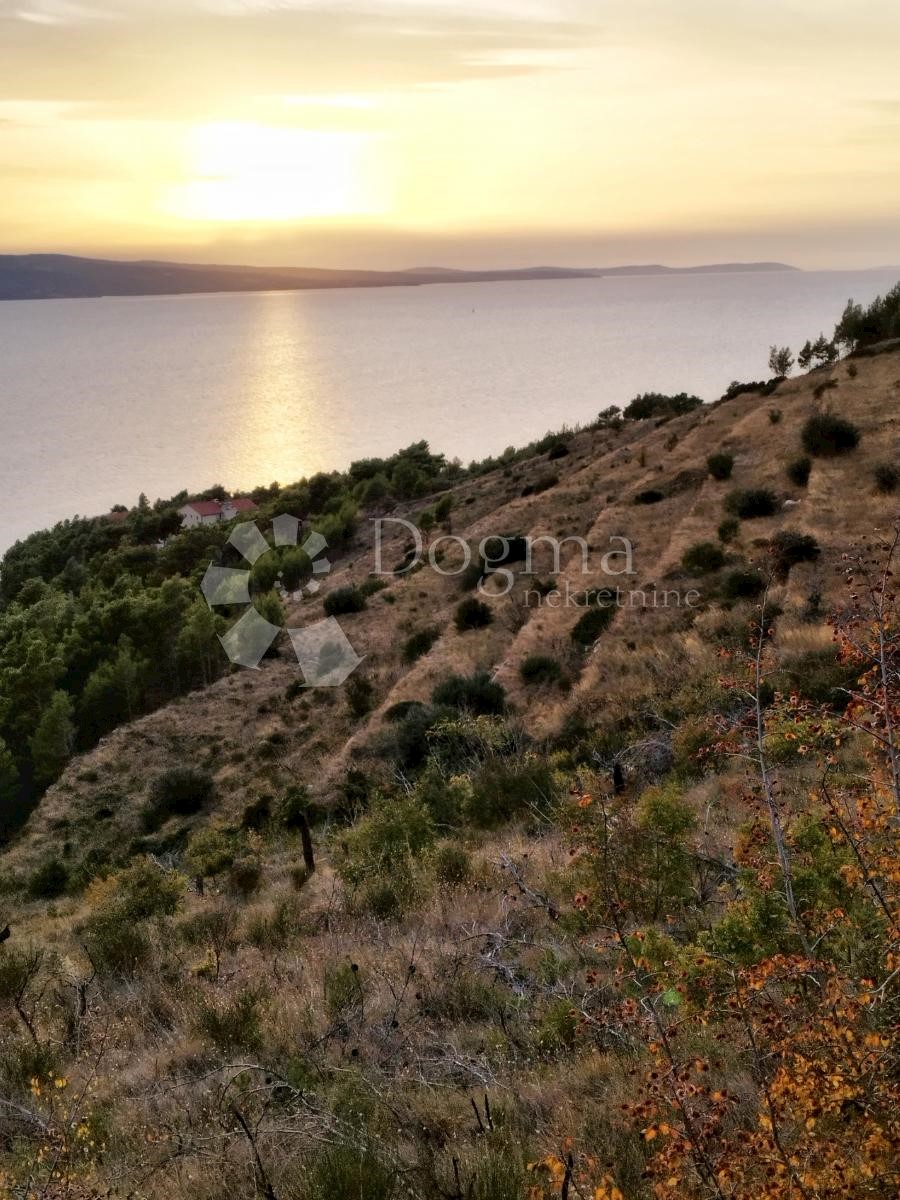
[624,392,703,420]
[227,852,263,897]
[724,488,778,519]
[633,783,696,918]
[358,576,388,598]
[324,961,364,1020]
[80,859,185,973]
[303,1143,398,1200]
[422,971,503,1022]
[570,606,615,646]
[454,596,493,631]
[323,585,366,616]
[432,671,505,715]
[241,794,271,830]
[682,541,726,574]
[143,767,214,830]
[770,530,821,580]
[27,856,69,899]
[786,455,812,487]
[345,673,375,718]
[433,842,472,885]
[520,472,558,497]
[536,998,579,1053]
[707,452,734,480]
[384,699,427,724]
[801,412,860,457]
[874,462,900,494]
[402,626,440,663]
[340,795,434,887]
[718,517,740,543]
[519,654,564,686]
[633,488,665,505]
[195,982,268,1052]
[465,759,555,828]
[721,568,765,600]
[777,648,859,710]
[414,765,469,826]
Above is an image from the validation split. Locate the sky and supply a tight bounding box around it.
[1,0,900,269]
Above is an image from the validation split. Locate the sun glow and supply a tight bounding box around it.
[167,122,379,223]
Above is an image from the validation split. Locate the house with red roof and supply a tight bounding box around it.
[177,496,257,528]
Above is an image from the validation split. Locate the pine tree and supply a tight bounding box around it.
[29,690,76,788]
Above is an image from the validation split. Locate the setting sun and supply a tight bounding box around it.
[167,122,380,223]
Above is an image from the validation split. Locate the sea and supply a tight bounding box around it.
[1,267,896,552]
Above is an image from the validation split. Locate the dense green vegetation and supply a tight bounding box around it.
[0,442,459,837]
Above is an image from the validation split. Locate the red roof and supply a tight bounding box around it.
[183,500,223,517]
[227,497,257,511]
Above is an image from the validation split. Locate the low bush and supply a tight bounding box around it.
[720,378,780,401]
[303,1143,399,1200]
[433,842,472,885]
[432,671,505,715]
[465,759,556,828]
[770,530,821,580]
[142,767,214,831]
[633,488,665,505]
[786,455,812,487]
[801,412,860,457]
[724,488,778,519]
[776,648,860,710]
[227,852,263,897]
[358,576,388,598]
[194,982,268,1052]
[519,654,564,686]
[345,673,375,718]
[682,541,726,574]
[570,601,616,645]
[706,452,734,480]
[874,462,900,493]
[324,585,367,616]
[721,568,766,600]
[241,794,271,830]
[27,856,69,899]
[402,626,440,663]
[454,597,493,632]
[340,795,435,887]
[718,517,740,543]
[181,826,236,883]
[547,441,570,460]
[624,392,703,420]
[384,699,427,724]
[80,859,186,973]
[520,473,558,497]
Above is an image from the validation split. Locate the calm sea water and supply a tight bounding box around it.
[0,268,896,552]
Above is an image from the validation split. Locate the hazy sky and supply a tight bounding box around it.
[2,0,899,268]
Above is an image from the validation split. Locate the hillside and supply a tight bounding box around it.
[0,346,898,1198]
[0,254,795,301]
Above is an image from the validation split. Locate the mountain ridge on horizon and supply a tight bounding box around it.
[0,251,799,301]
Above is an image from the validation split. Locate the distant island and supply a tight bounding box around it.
[0,253,798,301]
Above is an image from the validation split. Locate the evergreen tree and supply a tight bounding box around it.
[768,345,794,377]
[29,690,76,787]
[0,737,19,810]
[79,639,147,746]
